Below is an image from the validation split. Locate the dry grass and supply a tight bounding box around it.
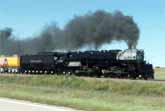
[155,67,165,79]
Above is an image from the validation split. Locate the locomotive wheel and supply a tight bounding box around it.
[143,74,154,80]
[129,73,138,79]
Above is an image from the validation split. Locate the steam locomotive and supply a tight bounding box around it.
[0,49,154,79]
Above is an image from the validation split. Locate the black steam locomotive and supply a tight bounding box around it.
[18,49,154,79]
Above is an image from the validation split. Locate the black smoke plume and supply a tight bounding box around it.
[64,11,139,49]
[0,10,139,55]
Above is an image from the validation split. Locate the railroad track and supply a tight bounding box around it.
[0,73,165,83]
[150,79,165,82]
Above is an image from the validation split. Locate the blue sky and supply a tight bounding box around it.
[0,0,164,66]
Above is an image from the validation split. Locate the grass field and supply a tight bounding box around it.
[155,67,165,79]
[0,68,164,111]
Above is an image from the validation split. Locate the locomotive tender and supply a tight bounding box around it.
[0,49,154,79]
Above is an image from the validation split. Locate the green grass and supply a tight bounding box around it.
[0,74,165,111]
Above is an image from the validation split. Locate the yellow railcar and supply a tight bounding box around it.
[6,55,20,68]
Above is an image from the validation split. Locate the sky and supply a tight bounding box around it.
[0,0,165,66]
